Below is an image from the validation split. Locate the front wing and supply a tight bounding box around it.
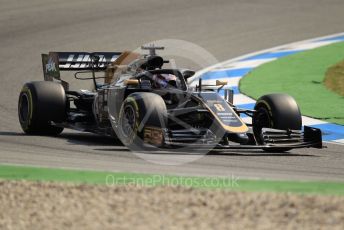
[159,126,322,151]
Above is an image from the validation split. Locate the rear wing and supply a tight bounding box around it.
[41,52,121,89]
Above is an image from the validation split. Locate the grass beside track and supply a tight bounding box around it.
[240,42,344,125]
[1,164,344,196]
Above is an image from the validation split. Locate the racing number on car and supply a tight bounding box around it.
[214,103,225,112]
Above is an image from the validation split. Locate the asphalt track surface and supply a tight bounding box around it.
[1,0,344,181]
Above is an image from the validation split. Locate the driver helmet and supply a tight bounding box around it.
[152,74,177,88]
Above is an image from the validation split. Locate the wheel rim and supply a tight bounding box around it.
[19,94,29,123]
[121,104,136,138]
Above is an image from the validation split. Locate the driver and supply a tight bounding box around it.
[152,74,177,89]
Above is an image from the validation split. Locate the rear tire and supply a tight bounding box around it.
[252,94,302,152]
[118,92,167,150]
[18,81,66,135]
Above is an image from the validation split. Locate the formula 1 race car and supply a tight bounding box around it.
[18,46,322,152]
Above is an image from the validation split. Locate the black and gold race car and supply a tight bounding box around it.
[18,46,322,152]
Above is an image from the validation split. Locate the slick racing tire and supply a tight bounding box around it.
[118,92,167,150]
[18,81,66,135]
[252,94,302,152]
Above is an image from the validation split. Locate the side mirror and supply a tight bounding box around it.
[216,80,228,86]
[181,69,195,80]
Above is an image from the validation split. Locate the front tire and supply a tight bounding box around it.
[18,81,66,135]
[252,94,302,152]
[117,92,167,150]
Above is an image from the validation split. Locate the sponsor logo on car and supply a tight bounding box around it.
[59,54,119,69]
[46,57,57,73]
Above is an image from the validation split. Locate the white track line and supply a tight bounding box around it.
[333,139,344,145]
[281,41,337,51]
[301,116,328,126]
[233,94,256,105]
[213,58,276,70]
